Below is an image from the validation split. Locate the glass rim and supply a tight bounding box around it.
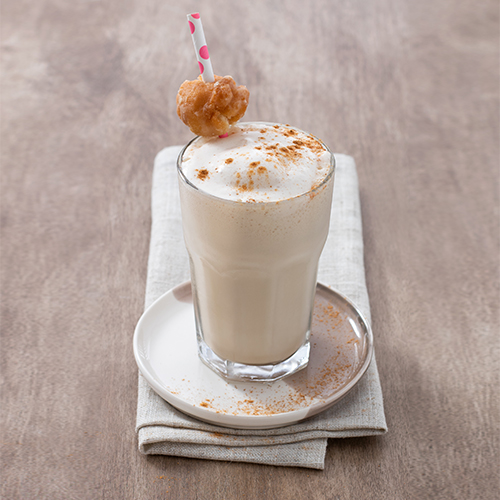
[176,121,335,205]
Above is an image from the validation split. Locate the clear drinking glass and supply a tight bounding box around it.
[177,123,335,382]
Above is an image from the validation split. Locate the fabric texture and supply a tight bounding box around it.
[136,146,387,469]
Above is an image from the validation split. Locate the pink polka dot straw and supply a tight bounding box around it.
[187,13,215,82]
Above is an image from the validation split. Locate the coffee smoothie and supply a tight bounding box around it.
[177,122,335,379]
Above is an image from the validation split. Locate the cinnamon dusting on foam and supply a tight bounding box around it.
[196,169,210,181]
[181,123,332,202]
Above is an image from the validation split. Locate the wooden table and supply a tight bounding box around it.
[1,1,498,498]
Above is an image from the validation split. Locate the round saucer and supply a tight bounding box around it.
[133,281,373,429]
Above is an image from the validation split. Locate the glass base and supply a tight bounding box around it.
[197,336,310,383]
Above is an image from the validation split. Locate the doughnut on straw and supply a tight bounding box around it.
[187,13,214,83]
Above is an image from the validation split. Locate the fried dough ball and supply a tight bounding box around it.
[176,75,249,136]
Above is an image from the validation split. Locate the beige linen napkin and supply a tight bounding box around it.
[136,146,387,469]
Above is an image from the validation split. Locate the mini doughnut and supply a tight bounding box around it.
[177,75,249,136]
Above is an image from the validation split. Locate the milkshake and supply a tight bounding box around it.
[177,122,335,381]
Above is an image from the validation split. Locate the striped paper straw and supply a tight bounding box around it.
[187,13,214,82]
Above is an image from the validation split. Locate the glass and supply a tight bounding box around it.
[177,123,335,382]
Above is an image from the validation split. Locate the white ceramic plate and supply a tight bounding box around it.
[133,281,373,429]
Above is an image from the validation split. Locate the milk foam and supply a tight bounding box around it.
[181,123,332,202]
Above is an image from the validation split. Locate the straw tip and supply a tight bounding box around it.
[188,12,200,19]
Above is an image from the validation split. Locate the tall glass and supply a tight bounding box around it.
[177,123,335,382]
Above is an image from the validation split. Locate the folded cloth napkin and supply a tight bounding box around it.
[136,146,387,469]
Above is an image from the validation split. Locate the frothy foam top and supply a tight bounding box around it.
[180,123,332,202]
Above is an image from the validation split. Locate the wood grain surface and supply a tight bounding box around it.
[1,1,498,499]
